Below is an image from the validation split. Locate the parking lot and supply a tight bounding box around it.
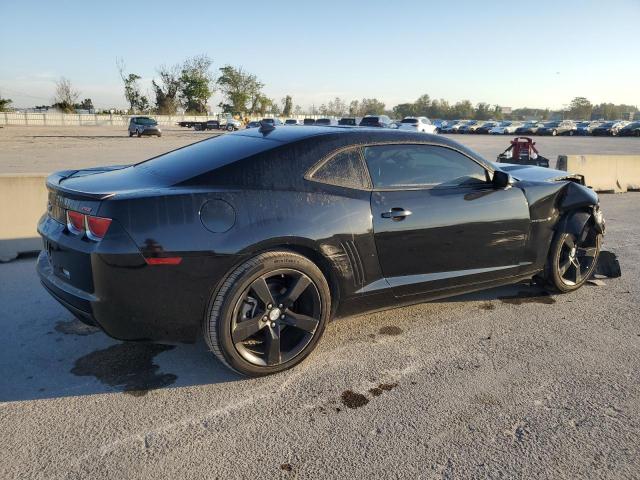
[0,125,638,174]
[1,127,639,478]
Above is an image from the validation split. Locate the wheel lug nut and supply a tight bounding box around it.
[270,322,276,327]
[278,304,283,308]
[281,315,285,319]
[267,304,272,309]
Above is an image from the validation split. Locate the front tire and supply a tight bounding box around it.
[204,251,331,377]
[544,222,601,293]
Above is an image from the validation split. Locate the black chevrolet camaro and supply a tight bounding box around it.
[37,125,605,376]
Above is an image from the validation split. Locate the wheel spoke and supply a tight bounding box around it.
[282,311,319,333]
[250,276,275,307]
[564,236,576,249]
[559,258,571,276]
[232,315,264,343]
[281,274,311,307]
[573,261,582,284]
[577,247,597,258]
[265,323,281,365]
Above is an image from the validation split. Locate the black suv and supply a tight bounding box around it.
[359,115,393,128]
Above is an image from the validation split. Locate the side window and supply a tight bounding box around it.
[308,148,370,189]
[363,144,488,189]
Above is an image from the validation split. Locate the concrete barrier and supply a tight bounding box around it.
[0,174,48,261]
[557,155,640,193]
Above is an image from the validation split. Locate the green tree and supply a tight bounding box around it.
[393,103,416,119]
[452,100,474,119]
[474,102,492,120]
[152,64,181,115]
[117,59,149,113]
[413,94,431,116]
[282,95,293,116]
[217,65,262,114]
[0,94,13,112]
[428,99,451,119]
[568,97,593,120]
[74,98,94,111]
[180,55,215,114]
[359,98,386,116]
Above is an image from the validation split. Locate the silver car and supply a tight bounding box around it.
[128,117,162,137]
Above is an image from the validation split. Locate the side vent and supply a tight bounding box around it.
[341,240,365,288]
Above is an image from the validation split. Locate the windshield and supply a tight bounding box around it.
[543,122,560,127]
[135,117,156,125]
[401,118,419,124]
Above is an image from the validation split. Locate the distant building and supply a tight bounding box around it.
[500,106,512,115]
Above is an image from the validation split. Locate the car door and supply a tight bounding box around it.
[365,143,531,297]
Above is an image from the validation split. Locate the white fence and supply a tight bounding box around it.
[0,112,323,127]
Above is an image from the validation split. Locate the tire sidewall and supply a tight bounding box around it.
[210,252,330,376]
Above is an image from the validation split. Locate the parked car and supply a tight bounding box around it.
[261,118,283,126]
[128,117,162,137]
[537,120,576,136]
[475,121,500,134]
[314,118,337,126]
[177,121,196,128]
[489,121,523,135]
[246,121,261,129]
[575,121,602,136]
[38,126,606,377]
[338,117,360,126]
[617,121,640,137]
[515,122,544,135]
[458,121,485,134]
[591,120,628,136]
[285,119,300,125]
[359,115,393,128]
[440,120,465,133]
[303,118,316,126]
[397,117,437,134]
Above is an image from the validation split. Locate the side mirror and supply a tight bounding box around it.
[492,170,514,189]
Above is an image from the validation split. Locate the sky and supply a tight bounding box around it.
[1,0,639,111]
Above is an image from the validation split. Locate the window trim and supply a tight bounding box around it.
[305,141,494,192]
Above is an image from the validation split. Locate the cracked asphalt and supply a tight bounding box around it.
[0,192,638,479]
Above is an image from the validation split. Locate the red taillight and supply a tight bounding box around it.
[86,216,112,240]
[144,257,183,265]
[67,211,85,234]
[66,210,112,240]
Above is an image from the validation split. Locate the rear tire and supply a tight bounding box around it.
[204,251,331,377]
[543,220,601,293]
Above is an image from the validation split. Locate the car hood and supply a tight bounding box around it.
[492,162,584,184]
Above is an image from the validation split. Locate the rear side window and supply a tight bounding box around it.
[308,148,370,190]
[364,144,487,189]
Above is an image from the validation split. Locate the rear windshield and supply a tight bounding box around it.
[135,117,156,125]
[338,118,356,125]
[285,119,297,124]
[303,119,315,125]
[401,118,418,124]
[134,134,278,182]
[360,117,380,125]
[315,119,331,125]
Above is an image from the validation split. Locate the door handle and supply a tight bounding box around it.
[381,208,412,221]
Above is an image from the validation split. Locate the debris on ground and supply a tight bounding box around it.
[593,250,621,278]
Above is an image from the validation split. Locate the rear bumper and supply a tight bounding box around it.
[37,214,241,342]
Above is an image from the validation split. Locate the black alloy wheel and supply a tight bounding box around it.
[547,222,601,292]
[205,251,330,376]
[231,269,321,367]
